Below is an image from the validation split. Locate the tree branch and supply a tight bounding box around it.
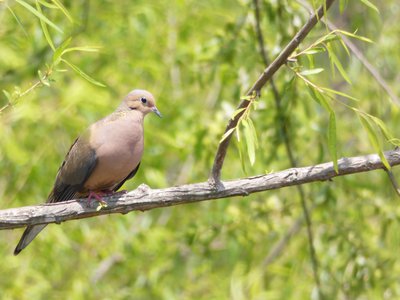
[209,0,336,187]
[2,148,399,230]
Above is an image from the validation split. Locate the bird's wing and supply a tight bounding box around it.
[112,162,141,192]
[48,135,97,203]
[15,136,97,254]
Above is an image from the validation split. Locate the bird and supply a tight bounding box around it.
[14,89,161,255]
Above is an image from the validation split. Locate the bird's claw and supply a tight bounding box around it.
[88,191,108,207]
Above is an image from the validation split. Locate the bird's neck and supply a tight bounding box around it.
[116,101,130,112]
[114,106,145,123]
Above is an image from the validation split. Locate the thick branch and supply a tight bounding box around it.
[209,0,336,186]
[2,149,399,230]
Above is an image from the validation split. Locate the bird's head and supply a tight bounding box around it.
[121,89,162,117]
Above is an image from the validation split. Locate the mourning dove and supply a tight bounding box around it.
[14,89,161,255]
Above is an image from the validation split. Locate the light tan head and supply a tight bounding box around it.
[119,89,162,117]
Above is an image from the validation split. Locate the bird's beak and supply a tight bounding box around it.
[152,106,162,118]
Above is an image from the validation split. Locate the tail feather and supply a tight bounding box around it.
[14,224,47,255]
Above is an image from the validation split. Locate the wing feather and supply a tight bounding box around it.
[48,136,97,203]
[112,162,141,192]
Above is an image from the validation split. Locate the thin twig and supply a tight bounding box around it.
[91,253,124,283]
[300,195,322,293]
[262,211,306,267]
[209,0,336,188]
[297,0,399,105]
[253,0,321,294]
[1,149,399,229]
[0,69,52,114]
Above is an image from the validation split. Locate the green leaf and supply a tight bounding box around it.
[307,85,323,106]
[37,70,50,86]
[369,115,394,142]
[328,112,338,173]
[299,68,324,76]
[15,0,63,33]
[339,38,350,57]
[339,0,348,13]
[327,43,336,79]
[240,95,253,101]
[51,0,74,22]
[236,121,241,142]
[302,47,326,55]
[3,90,12,102]
[220,127,235,143]
[323,87,359,102]
[36,2,55,51]
[37,0,58,9]
[242,119,256,166]
[62,59,106,87]
[327,45,351,84]
[307,86,333,113]
[338,30,374,43]
[388,138,400,147]
[306,53,315,69]
[247,118,259,149]
[359,115,391,170]
[317,33,340,44]
[359,0,379,14]
[52,37,72,64]
[61,46,101,55]
[237,137,247,174]
[6,5,28,37]
[359,115,377,147]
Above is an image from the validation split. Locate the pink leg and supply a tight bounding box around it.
[87,191,107,205]
[87,190,127,206]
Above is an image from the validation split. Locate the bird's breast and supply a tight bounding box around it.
[84,117,144,191]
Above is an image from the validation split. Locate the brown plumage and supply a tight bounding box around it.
[14,89,161,255]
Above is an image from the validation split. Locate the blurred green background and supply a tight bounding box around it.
[1,0,400,299]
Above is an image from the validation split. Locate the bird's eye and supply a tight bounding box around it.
[140,97,147,104]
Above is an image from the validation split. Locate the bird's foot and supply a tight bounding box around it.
[88,191,108,206]
[87,190,127,209]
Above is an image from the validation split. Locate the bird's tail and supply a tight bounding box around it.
[14,224,47,255]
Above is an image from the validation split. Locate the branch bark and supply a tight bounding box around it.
[2,149,399,230]
[209,0,336,187]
